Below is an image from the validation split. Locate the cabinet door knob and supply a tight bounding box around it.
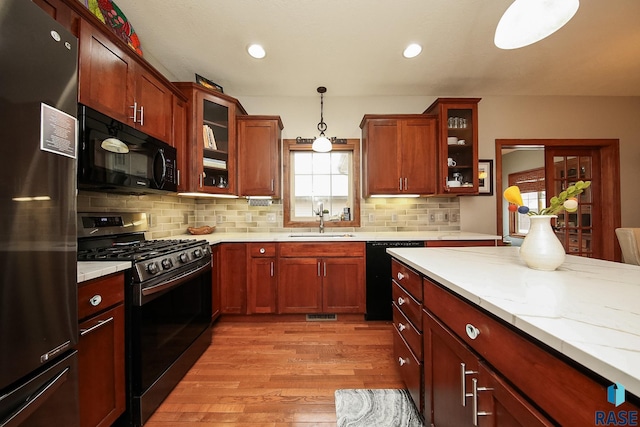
[465,323,480,340]
[397,296,405,306]
[397,322,406,332]
[89,295,102,307]
[397,272,405,281]
[259,247,266,254]
[398,357,407,366]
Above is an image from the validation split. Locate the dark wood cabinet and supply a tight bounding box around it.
[278,242,365,314]
[78,19,173,143]
[219,243,247,314]
[173,96,188,191]
[361,115,437,197]
[210,244,222,321]
[237,116,283,197]
[424,98,481,195]
[32,0,80,34]
[247,243,278,314]
[77,273,125,427]
[174,82,247,195]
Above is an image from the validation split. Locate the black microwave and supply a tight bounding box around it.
[77,105,177,194]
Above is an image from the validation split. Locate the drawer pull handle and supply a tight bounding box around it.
[397,272,405,281]
[472,378,493,426]
[460,362,477,406]
[260,247,266,254]
[89,295,102,307]
[466,323,480,340]
[80,316,114,337]
[397,297,405,306]
[397,323,406,332]
[398,357,407,366]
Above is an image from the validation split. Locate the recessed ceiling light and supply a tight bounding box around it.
[403,43,422,58]
[247,44,266,59]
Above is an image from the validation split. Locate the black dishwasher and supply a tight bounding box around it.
[365,241,425,320]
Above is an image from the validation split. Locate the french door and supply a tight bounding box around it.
[545,148,600,258]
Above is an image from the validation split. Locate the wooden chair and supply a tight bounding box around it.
[615,228,640,265]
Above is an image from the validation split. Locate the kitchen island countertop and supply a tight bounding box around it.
[387,246,640,397]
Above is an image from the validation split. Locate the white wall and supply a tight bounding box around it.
[239,95,640,234]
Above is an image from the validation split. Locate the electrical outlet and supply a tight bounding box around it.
[391,213,398,223]
[429,213,435,222]
[183,213,189,224]
[267,213,276,223]
[444,213,449,221]
[368,213,375,222]
[245,213,252,222]
[436,213,444,222]
[451,212,459,222]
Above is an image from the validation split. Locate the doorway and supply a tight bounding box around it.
[495,139,621,262]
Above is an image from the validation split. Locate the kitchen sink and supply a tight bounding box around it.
[288,233,355,238]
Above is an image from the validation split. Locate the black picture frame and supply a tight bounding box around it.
[478,159,493,195]
[195,74,223,93]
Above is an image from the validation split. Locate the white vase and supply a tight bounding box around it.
[519,215,566,271]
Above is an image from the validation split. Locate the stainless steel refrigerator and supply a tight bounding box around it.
[0,0,80,425]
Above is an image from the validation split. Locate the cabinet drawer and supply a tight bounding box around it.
[248,243,276,257]
[78,273,125,321]
[393,303,422,360]
[392,282,421,331]
[279,242,364,258]
[391,259,422,301]
[393,328,422,413]
[423,278,640,427]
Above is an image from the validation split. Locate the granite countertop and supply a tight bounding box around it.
[387,246,640,397]
[77,231,500,283]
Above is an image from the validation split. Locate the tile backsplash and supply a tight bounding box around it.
[78,191,461,239]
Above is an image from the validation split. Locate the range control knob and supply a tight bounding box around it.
[179,253,188,263]
[147,262,159,274]
[161,258,173,269]
[193,248,203,258]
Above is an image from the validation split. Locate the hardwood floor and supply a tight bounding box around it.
[145,317,404,426]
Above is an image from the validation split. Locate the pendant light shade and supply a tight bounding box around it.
[495,0,579,50]
[313,86,332,153]
[312,136,332,153]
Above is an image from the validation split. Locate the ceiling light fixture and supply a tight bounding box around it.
[403,43,422,58]
[494,0,579,49]
[247,44,266,59]
[312,86,332,153]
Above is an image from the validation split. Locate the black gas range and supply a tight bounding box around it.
[77,212,213,426]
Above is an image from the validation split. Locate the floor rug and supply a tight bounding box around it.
[334,389,424,427]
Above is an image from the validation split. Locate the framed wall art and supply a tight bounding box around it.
[478,159,493,195]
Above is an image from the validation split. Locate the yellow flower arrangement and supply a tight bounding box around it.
[504,181,591,216]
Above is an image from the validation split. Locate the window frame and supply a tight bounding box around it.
[508,167,545,237]
[283,138,361,228]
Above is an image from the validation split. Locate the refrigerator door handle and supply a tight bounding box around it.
[0,366,70,427]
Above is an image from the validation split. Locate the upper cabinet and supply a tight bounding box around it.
[360,115,438,197]
[78,18,174,144]
[424,98,481,195]
[237,116,283,198]
[173,82,247,195]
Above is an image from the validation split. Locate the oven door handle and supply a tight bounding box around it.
[141,262,211,298]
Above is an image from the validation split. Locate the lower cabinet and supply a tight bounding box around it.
[278,242,365,314]
[247,243,277,314]
[77,273,125,427]
[210,244,222,321]
[219,243,247,314]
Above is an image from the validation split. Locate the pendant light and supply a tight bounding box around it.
[312,86,332,153]
[494,0,579,50]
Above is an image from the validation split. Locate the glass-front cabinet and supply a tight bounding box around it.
[174,82,246,195]
[424,98,481,195]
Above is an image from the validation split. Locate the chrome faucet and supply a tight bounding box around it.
[317,202,325,233]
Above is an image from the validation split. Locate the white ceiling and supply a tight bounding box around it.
[114,0,640,98]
